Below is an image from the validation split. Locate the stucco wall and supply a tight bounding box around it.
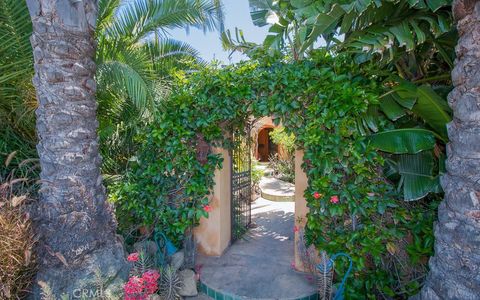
[294,150,309,271]
[194,147,231,256]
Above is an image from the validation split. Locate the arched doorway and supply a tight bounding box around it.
[256,127,278,162]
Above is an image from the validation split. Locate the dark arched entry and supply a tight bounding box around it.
[257,127,278,162]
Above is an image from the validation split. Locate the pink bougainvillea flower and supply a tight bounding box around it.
[330,195,339,204]
[142,270,160,295]
[293,225,300,233]
[143,270,160,295]
[127,252,140,262]
[124,276,146,300]
[203,205,213,212]
[313,192,322,199]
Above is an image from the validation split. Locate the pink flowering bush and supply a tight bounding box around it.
[127,252,139,262]
[124,252,160,300]
[124,270,160,300]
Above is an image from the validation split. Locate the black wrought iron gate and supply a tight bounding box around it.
[231,127,252,242]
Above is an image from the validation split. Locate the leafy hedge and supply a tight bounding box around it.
[110,51,437,298]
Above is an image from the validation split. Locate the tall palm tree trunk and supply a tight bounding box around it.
[419,0,480,298]
[26,0,127,297]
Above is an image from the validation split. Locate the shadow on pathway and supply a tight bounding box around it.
[195,198,317,299]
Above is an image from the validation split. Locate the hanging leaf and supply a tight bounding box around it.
[397,152,441,201]
[389,22,415,50]
[380,94,406,121]
[369,128,436,154]
[392,81,417,109]
[426,0,448,12]
[412,85,451,139]
[300,4,345,52]
[409,19,426,44]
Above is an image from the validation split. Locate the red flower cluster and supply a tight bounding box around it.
[124,276,145,300]
[142,270,160,294]
[124,270,160,300]
[127,252,139,262]
[313,192,322,199]
[330,195,339,204]
[203,204,213,212]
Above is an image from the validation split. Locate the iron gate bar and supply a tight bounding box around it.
[230,125,252,242]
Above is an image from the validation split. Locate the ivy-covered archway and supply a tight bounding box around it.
[112,51,434,297]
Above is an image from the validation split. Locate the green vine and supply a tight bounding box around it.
[110,51,436,298]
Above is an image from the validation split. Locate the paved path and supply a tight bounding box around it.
[195,198,317,299]
[260,177,295,202]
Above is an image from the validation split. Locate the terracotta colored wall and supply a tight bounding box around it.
[294,150,309,271]
[194,148,231,256]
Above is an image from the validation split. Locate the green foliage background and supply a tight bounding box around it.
[111,52,437,298]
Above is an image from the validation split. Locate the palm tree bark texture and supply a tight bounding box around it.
[26,0,128,297]
[418,0,480,299]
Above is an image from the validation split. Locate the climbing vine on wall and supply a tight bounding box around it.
[110,51,436,298]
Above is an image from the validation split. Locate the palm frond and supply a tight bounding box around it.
[97,59,152,112]
[0,0,36,140]
[97,0,122,33]
[104,0,221,44]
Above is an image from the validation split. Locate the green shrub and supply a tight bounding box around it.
[251,159,264,195]
[268,154,294,183]
[269,127,295,156]
[111,52,436,297]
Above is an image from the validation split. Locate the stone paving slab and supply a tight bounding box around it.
[196,198,317,299]
[260,177,295,202]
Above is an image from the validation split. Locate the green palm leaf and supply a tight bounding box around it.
[104,0,221,44]
[98,61,151,111]
[0,0,35,140]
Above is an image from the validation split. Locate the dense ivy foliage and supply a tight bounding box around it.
[111,52,437,298]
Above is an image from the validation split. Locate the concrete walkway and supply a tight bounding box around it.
[260,177,295,202]
[195,198,317,299]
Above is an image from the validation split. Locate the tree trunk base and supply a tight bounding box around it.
[30,237,129,299]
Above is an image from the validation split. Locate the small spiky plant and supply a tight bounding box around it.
[317,251,333,300]
[130,251,153,277]
[159,267,183,300]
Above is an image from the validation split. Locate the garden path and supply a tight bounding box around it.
[190,198,317,299]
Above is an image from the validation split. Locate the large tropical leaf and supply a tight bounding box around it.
[248,0,279,27]
[369,128,436,154]
[412,85,451,138]
[390,83,452,139]
[379,94,406,121]
[397,152,441,201]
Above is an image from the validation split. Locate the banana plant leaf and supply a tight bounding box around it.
[412,85,451,139]
[390,82,452,140]
[368,128,436,154]
[397,152,442,201]
[379,94,406,121]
